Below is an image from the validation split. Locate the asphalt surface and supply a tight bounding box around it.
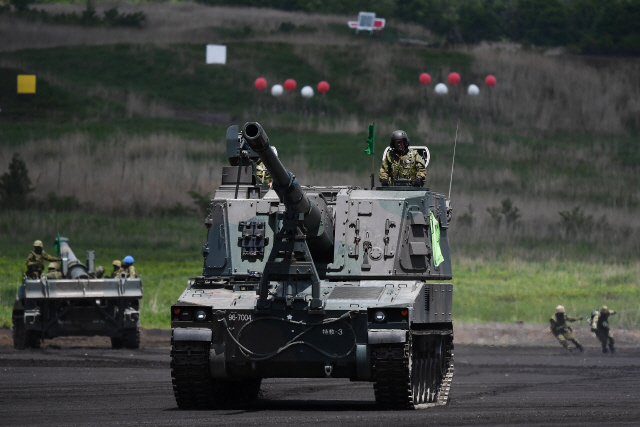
[1,339,639,427]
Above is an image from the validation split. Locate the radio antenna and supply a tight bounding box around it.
[448,122,459,200]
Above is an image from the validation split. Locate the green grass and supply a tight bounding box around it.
[454,256,640,328]
[1,210,639,329]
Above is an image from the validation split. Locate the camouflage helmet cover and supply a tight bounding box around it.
[600,305,608,312]
[48,262,59,270]
[33,240,43,247]
[556,305,565,313]
[112,260,122,267]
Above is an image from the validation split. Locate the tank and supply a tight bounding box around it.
[170,122,454,409]
[12,237,143,349]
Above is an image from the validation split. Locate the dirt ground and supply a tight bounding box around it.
[2,321,640,349]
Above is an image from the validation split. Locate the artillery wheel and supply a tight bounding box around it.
[12,313,40,350]
[171,341,261,409]
[123,328,140,349]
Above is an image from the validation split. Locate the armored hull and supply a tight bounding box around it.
[171,123,454,409]
[12,238,142,350]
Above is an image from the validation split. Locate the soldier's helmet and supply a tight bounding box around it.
[123,255,135,264]
[48,262,58,270]
[95,266,105,277]
[112,260,122,268]
[600,305,608,312]
[33,240,43,248]
[556,305,565,314]
[390,130,410,155]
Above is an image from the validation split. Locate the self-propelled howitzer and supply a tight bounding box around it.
[170,122,454,410]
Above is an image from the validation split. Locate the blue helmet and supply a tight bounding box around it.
[123,255,134,264]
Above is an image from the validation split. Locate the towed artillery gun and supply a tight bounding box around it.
[170,123,454,409]
[12,237,143,349]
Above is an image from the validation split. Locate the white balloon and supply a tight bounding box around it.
[271,84,283,97]
[301,85,314,98]
[435,83,448,95]
[467,84,480,96]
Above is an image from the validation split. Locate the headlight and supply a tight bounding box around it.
[195,310,207,321]
[374,311,386,323]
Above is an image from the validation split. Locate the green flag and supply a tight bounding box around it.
[55,233,60,256]
[365,123,375,154]
[429,212,445,267]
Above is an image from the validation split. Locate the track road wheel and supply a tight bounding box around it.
[171,341,261,410]
[123,328,140,349]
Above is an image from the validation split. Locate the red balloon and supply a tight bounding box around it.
[448,72,461,85]
[419,73,431,85]
[254,77,267,91]
[485,75,497,86]
[317,81,330,93]
[284,79,297,91]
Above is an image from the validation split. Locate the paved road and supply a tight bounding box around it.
[1,343,639,427]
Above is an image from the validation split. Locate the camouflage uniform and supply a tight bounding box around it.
[379,149,427,183]
[111,260,123,278]
[591,306,616,353]
[123,265,137,278]
[26,243,60,279]
[255,159,271,185]
[45,262,63,279]
[550,306,583,352]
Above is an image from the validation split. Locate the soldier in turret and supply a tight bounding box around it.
[45,262,63,279]
[550,305,583,352]
[25,240,61,279]
[111,260,123,278]
[591,305,616,353]
[379,130,427,187]
[255,146,277,186]
[122,255,137,278]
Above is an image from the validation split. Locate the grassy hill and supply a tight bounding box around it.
[0,2,638,330]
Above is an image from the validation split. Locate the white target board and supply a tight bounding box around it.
[206,44,227,64]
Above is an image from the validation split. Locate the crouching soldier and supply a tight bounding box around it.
[550,305,583,352]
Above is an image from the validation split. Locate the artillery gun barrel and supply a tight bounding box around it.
[243,122,317,224]
[243,122,333,257]
[56,237,90,279]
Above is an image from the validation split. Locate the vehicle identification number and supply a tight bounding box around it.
[228,313,252,322]
[322,328,343,336]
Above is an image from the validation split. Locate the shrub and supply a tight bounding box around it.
[0,153,34,210]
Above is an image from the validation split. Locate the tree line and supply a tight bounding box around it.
[198,0,640,54]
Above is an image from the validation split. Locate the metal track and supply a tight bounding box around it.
[373,344,454,409]
[372,344,413,410]
[436,354,454,406]
[170,341,216,409]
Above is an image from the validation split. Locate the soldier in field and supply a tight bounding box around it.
[45,262,63,279]
[550,305,584,352]
[591,305,617,354]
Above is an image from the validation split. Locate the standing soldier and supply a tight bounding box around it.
[591,305,617,353]
[122,255,137,278]
[550,305,584,352]
[379,130,427,187]
[45,262,63,279]
[25,240,61,279]
[111,260,123,278]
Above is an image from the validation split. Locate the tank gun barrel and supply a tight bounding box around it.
[55,237,90,279]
